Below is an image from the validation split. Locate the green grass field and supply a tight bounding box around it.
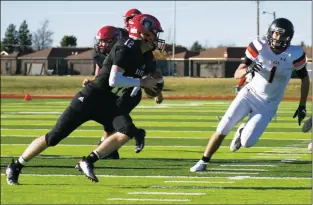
[1,98,312,204]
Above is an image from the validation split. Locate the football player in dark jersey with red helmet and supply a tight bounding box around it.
[83,9,163,160]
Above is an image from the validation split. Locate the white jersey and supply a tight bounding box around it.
[245,38,307,103]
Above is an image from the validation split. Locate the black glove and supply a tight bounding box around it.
[134,128,146,153]
[246,62,262,74]
[293,105,306,126]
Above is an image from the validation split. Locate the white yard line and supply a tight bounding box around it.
[128,192,205,195]
[195,172,259,175]
[164,180,234,184]
[207,168,267,171]
[0,173,310,180]
[107,198,190,202]
[220,164,276,167]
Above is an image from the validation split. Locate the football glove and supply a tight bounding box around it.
[246,62,262,74]
[293,105,306,126]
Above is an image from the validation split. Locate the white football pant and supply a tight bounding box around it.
[216,86,278,147]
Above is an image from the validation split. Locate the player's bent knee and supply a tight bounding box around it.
[45,132,64,146]
[113,123,137,139]
[112,116,137,139]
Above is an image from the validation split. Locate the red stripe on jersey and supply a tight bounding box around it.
[247,43,259,59]
[293,53,306,67]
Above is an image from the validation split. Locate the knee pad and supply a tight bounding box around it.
[116,123,137,138]
[112,115,137,138]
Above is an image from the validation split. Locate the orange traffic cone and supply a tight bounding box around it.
[24,94,32,101]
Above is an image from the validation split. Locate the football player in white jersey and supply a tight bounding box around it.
[190,18,310,172]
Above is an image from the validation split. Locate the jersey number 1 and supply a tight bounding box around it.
[268,66,276,83]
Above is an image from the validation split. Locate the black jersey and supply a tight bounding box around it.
[83,38,149,98]
[116,27,156,73]
[92,27,156,74]
[91,49,107,68]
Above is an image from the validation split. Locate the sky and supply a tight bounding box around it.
[1,1,312,49]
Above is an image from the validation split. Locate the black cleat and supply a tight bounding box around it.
[75,157,98,182]
[134,128,146,153]
[6,159,22,185]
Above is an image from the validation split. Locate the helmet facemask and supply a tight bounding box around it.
[266,18,294,51]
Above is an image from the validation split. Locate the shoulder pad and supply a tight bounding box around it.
[117,27,129,38]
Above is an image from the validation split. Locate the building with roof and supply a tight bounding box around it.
[17,47,91,75]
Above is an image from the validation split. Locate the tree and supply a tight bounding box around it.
[32,20,54,51]
[60,35,77,47]
[190,41,205,52]
[17,20,33,52]
[1,24,19,53]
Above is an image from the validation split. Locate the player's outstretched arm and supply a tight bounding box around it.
[293,65,310,126]
[298,74,310,107]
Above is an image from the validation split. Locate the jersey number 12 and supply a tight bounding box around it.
[111,87,126,97]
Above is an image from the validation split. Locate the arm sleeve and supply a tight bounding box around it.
[294,65,308,79]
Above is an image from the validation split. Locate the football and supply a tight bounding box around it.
[143,71,164,98]
[308,142,312,151]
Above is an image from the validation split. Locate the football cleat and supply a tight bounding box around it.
[75,157,98,182]
[6,159,22,185]
[190,160,208,172]
[302,116,312,133]
[134,128,146,153]
[230,123,245,152]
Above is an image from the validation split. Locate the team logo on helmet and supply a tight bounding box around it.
[141,17,154,30]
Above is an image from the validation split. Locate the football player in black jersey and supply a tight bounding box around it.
[5,14,165,185]
[83,9,163,160]
[73,14,165,182]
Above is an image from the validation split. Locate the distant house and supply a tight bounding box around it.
[0,51,32,75]
[165,50,199,76]
[17,47,91,75]
[189,47,246,78]
[65,49,95,75]
[156,45,192,76]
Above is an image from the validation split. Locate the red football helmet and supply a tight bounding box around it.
[95,26,121,54]
[123,8,142,29]
[128,14,165,51]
